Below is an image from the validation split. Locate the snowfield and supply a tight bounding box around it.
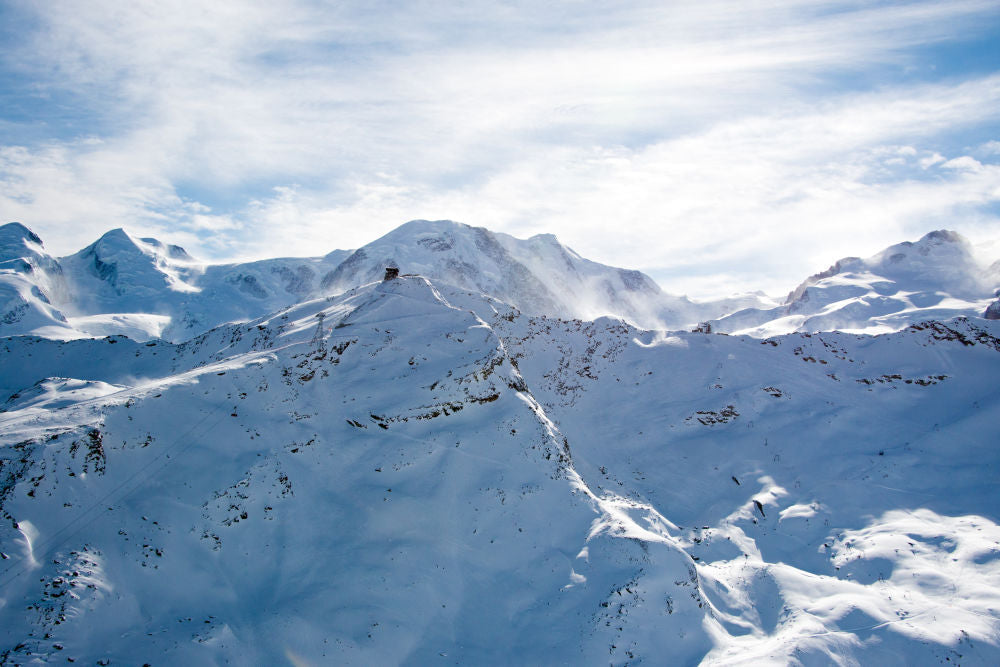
[2,273,1000,665]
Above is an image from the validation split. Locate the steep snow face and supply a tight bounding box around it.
[493,229,712,328]
[714,230,999,336]
[985,298,1000,320]
[0,223,74,338]
[2,277,1000,663]
[318,219,705,330]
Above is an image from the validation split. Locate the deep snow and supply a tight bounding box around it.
[2,275,1000,664]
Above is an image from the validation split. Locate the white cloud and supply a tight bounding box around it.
[920,153,947,169]
[941,156,985,172]
[981,141,1000,155]
[1,0,999,296]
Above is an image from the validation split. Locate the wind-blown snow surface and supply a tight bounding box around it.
[2,275,999,664]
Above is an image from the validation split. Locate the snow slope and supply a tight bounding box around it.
[493,310,1000,664]
[2,274,1000,664]
[714,230,1000,336]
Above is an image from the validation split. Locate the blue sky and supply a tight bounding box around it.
[1,0,998,297]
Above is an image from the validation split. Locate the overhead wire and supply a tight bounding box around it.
[0,386,234,589]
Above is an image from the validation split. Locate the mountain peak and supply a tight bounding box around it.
[872,228,974,271]
[0,222,43,247]
[785,229,978,306]
[62,227,200,300]
[87,227,142,256]
[919,229,966,245]
[1,223,47,264]
[335,274,462,329]
[83,228,195,264]
[391,219,471,236]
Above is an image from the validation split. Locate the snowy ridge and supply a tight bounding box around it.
[1,274,1000,663]
[0,223,74,338]
[714,230,1000,336]
[0,223,353,341]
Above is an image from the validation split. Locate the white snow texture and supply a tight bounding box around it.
[1,220,999,665]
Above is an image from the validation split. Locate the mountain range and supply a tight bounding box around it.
[713,229,1000,336]
[11,219,997,343]
[2,220,1000,664]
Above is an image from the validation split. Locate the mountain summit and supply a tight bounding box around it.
[0,222,45,260]
[62,228,200,304]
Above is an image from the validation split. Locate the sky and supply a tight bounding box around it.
[0,0,998,298]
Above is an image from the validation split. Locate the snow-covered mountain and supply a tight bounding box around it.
[0,224,353,341]
[0,223,74,337]
[2,221,998,344]
[0,219,802,342]
[2,274,999,664]
[713,230,1000,336]
[318,219,713,329]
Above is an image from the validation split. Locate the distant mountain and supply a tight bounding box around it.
[2,274,999,663]
[0,220,716,341]
[0,224,352,341]
[61,228,199,305]
[0,223,74,336]
[713,230,1000,336]
[2,221,998,343]
[318,219,707,329]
